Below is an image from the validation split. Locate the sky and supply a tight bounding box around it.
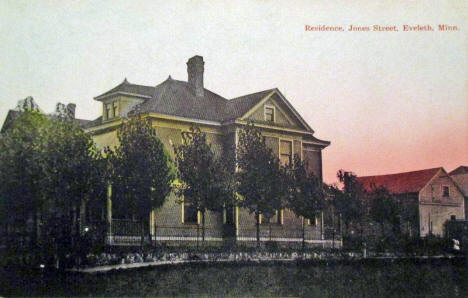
[0,0,466,184]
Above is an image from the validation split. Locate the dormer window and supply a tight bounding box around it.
[265,106,275,122]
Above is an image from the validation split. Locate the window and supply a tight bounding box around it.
[112,102,119,118]
[260,210,283,225]
[307,214,317,226]
[183,202,198,224]
[276,209,283,225]
[280,140,292,166]
[265,106,274,122]
[105,103,111,120]
[442,186,450,197]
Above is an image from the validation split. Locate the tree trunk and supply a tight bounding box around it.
[302,217,305,250]
[147,216,152,247]
[196,222,200,247]
[202,211,206,242]
[140,220,145,249]
[31,208,38,249]
[269,222,272,241]
[256,212,260,247]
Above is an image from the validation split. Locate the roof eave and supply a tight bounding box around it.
[94,91,152,101]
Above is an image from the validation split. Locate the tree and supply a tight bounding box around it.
[174,126,235,242]
[236,123,286,246]
[0,110,49,250]
[43,115,103,244]
[111,115,174,247]
[368,185,400,236]
[331,170,366,237]
[286,154,324,248]
[0,108,105,267]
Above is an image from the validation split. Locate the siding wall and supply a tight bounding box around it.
[418,171,465,236]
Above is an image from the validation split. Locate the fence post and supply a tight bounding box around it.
[321,211,324,248]
[106,183,112,245]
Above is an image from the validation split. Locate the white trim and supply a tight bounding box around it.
[273,89,314,133]
[302,141,328,147]
[148,113,221,127]
[240,91,276,120]
[95,91,152,101]
[264,104,276,123]
[236,237,341,245]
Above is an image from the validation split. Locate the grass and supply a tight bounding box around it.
[0,258,467,297]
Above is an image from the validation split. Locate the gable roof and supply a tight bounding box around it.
[449,166,468,176]
[357,168,442,194]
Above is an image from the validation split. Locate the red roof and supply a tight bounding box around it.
[356,168,442,194]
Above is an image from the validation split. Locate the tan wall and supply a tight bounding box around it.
[93,129,119,150]
[419,170,465,236]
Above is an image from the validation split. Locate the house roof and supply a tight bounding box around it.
[224,89,276,121]
[1,109,92,133]
[356,168,442,194]
[97,77,277,123]
[88,67,329,146]
[94,77,320,131]
[128,77,229,122]
[449,166,468,176]
[94,78,155,100]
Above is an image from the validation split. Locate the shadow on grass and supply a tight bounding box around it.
[1,257,467,297]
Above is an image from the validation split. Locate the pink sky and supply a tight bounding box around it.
[0,1,466,184]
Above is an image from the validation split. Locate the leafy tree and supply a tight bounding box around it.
[174,126,235,242]
[368,185,400,236]
[286,154,324,248]
[43,115,103,242]
[236,123,286,246]
[0,108,104,267]
[0,110,49,249]
[111,115,174,247]
[331,170,366,237]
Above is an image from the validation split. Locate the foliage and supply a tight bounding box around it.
[174,126,235,241]
[0,110,106,266]
[367,185,400,234]
[0,110,50,247]
[111,115,174,244]
[236,123,287,244]
[286,154,324,221]
[331,170,366,234]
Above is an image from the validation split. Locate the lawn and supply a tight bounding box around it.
[0,258,467,297]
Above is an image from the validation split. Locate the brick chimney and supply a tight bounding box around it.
[187,55,204,97]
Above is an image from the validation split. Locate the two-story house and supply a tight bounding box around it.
[84,56,332,246]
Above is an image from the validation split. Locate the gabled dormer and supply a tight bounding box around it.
[94,78,152,122]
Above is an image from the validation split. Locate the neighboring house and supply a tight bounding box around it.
[1,97,90,133]
[357,168,466,237]
[449,166,468,219]
[83,56,332,246]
